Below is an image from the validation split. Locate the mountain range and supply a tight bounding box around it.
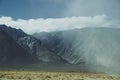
[0,24,120,73]
[33,27,120,73]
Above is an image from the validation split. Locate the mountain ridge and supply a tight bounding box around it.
[0,24,67,64]
[33,27,120,73]
[0,28,36,65]
[0,24,120,73]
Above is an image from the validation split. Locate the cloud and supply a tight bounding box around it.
[0,15,119,34]
[64,0,120,19]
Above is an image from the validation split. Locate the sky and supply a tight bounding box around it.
[0,0,120,33]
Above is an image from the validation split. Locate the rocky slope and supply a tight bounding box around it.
[33,27,120,73]
[0,25,66,64]
[1,24,120,73]
[0,29,36,65]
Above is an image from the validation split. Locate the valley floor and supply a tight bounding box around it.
[0,71,120,80]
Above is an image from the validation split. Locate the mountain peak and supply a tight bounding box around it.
[0,24,26,38]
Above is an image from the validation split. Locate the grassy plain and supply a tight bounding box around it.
[0,70,120,80]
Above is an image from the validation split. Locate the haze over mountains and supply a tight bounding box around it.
[0,24,120,73]
[33,28,120,73]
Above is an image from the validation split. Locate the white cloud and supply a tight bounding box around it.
[0,15,119,34]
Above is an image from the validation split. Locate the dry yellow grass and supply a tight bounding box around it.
[0,71,120,80]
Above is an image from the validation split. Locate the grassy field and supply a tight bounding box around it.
[0,71,120,80]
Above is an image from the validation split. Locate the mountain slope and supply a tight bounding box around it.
[0,25,66,64]
[33,27,120,72]
[0,29,36,65]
